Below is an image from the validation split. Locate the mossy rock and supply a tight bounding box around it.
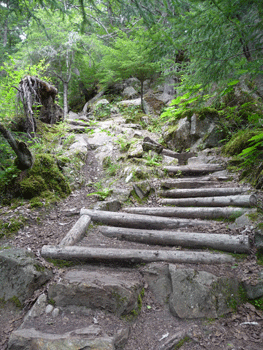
[20,175,48,199]
[20,154,71,200]
[222,130,261,156]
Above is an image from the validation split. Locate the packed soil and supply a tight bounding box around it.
[1,148,263,350]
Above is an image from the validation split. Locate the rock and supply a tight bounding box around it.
[94,99,110,108]
[229,209,256,229]
[163,117,191,151]
[114,327,130,350]
[242,270,263,299]
[67,111,80,120]
[122,86,138,99]
[52,308,60,318]
[22,293,47,325]
[8,328,115,350]
[45,304,54,314]
[168,266,239,319]
[127,140,144,158]
[141,263,172,306]
[0,248,53,305]
[93,199,122,212]
[67,135,89,162]
[48,268,143,316]
[118,98,141,107]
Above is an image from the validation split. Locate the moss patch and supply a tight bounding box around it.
[20,154,71,200]
[222,130,260,156]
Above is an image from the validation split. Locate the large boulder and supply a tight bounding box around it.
[168,266,239,319]
[162,109,222,151]
[0,248,53,305]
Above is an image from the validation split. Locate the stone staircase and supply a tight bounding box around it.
[8,155,257,350]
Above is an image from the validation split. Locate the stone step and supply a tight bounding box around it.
[47,268,143,316]
[9,290,129,350]
[159,187,248,198]
[123,206,248,220]
[41,246,235,264]
[163,164,225,175]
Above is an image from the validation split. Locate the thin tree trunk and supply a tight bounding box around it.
[0,123,33,170]
[63,81,68,120]
[99,226,250,253]
[41,245,235,264]
[140,79,144,111]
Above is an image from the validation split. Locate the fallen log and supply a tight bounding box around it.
[161,180,232,189]
[80,209,212,229]
[160,195,253,207]
[99,226,250,253]
[41,245,235,264]
[163,164,224,175]
[123,206,247,220]
[159,187,248,198]
[59,215,91,246]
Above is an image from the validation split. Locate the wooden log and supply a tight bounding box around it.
[123,206,247,220]
[59,215,91,246]
[163,164,225,175]
[99,226,250,253]
[159,187,248,198]
[161,180,232,189]
[41,245,235,264]
[80,209,212,229]
[160,195,253,207]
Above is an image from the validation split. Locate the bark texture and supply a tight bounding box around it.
[0,123,33,170]
[99,226,250,253]
[80,209,212,229]
[41,246,235,264]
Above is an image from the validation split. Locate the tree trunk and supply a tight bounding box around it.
[160,195,254,207]
[99,226,250,253]
[41,245,235,264]
[59,215,91,246]
[63,81,68,120]
[140,79,144,111]
[80,209,212,229]
[123,206,247,220]
[159,187,248,198]
[0,123,33,170]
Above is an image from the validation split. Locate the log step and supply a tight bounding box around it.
[161,180,234,189]
[160,195,253,207]
[99,226,250,253]
[123,206,248,220]
[41,245,235,264]
[163,164,225,175]
[80,209,212,229]
[159,187,248,198]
